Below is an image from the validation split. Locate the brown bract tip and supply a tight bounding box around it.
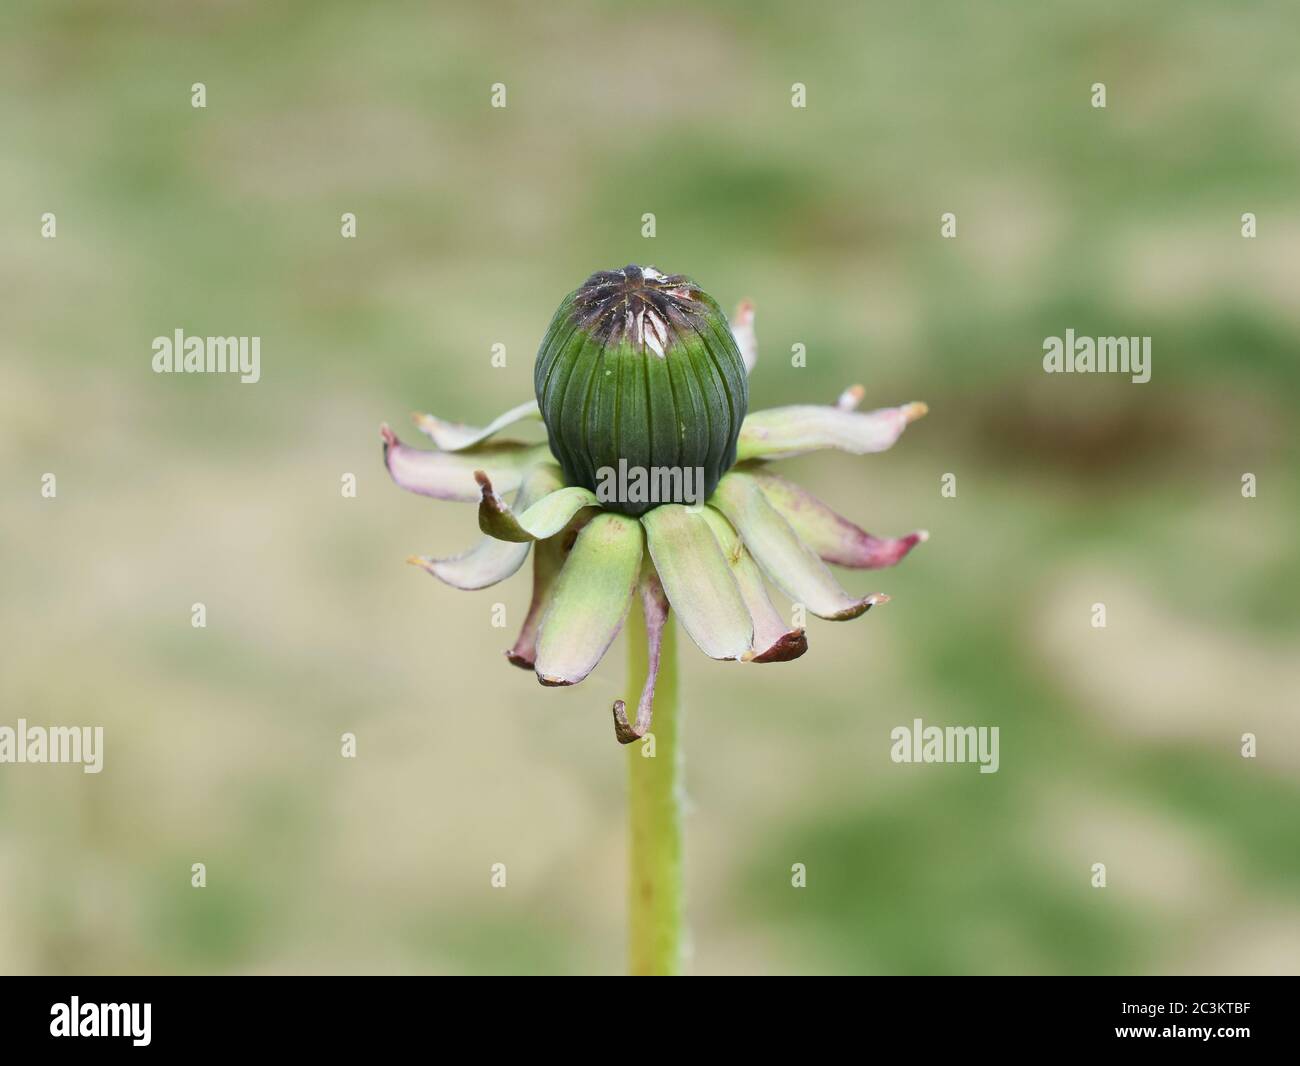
[837,384,865,411]
[747,628,809,663]
[504,649,534,670]
[612,699,646,745]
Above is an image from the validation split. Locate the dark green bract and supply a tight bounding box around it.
[534,265,749,517]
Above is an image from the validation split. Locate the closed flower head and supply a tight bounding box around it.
[535,265,747,516]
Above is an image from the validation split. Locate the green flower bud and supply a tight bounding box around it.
[534,266,749,517]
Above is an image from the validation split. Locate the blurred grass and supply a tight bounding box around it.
[1,0,1297,974]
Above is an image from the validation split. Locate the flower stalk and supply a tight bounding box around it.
[625,606,685,976]
[381,263,929,975]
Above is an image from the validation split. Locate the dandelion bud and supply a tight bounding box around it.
[534,265,748,516]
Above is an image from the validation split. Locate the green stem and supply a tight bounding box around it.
[626,607,684,976]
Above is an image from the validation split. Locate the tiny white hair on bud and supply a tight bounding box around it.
[631,304,668,357]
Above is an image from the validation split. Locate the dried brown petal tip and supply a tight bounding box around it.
[612,699,650,745]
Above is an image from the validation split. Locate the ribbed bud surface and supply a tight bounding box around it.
[534,266,748,516]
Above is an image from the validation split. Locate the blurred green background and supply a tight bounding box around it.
[2,0,1297,975]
